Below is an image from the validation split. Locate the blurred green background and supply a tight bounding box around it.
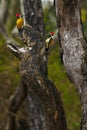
[0,1,87,130]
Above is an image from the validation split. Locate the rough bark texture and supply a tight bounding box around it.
[23,0,48,76]
[23,0,44,34]
[4,0,67,130]
[55,0,87,129]
[20,25,67,130]
[5,24,67,130]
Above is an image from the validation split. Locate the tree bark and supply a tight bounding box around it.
[20,25,67,130]
[5,24,67,130]
[55,0,87,129]
[23,0,44,34]
[3,0,67,130]
[23,0,48,75]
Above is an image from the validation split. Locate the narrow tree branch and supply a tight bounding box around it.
[20,0,26,24]
[7,43,23,59]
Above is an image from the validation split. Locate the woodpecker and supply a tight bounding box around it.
[16,13,24,36]
[45,31,54,51]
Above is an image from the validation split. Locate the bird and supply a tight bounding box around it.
[45,31,54,51]
[16,13,24,36]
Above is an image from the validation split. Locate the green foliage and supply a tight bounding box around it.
[43,5,57,33]
[0,35,20,90]
[81,9,87,23]
[82,23,87,38]
[0,35,20,129]
[6,0,21,32]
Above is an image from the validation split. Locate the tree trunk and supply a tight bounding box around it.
[5,25,67,130]
[19,25,67,130]
[23,0,47,75]
[23,0,44,34]
[5,0,67,130]
[55,0,87,129]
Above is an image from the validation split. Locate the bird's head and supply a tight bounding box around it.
[49,32,54,36]
[16,13,21,18]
